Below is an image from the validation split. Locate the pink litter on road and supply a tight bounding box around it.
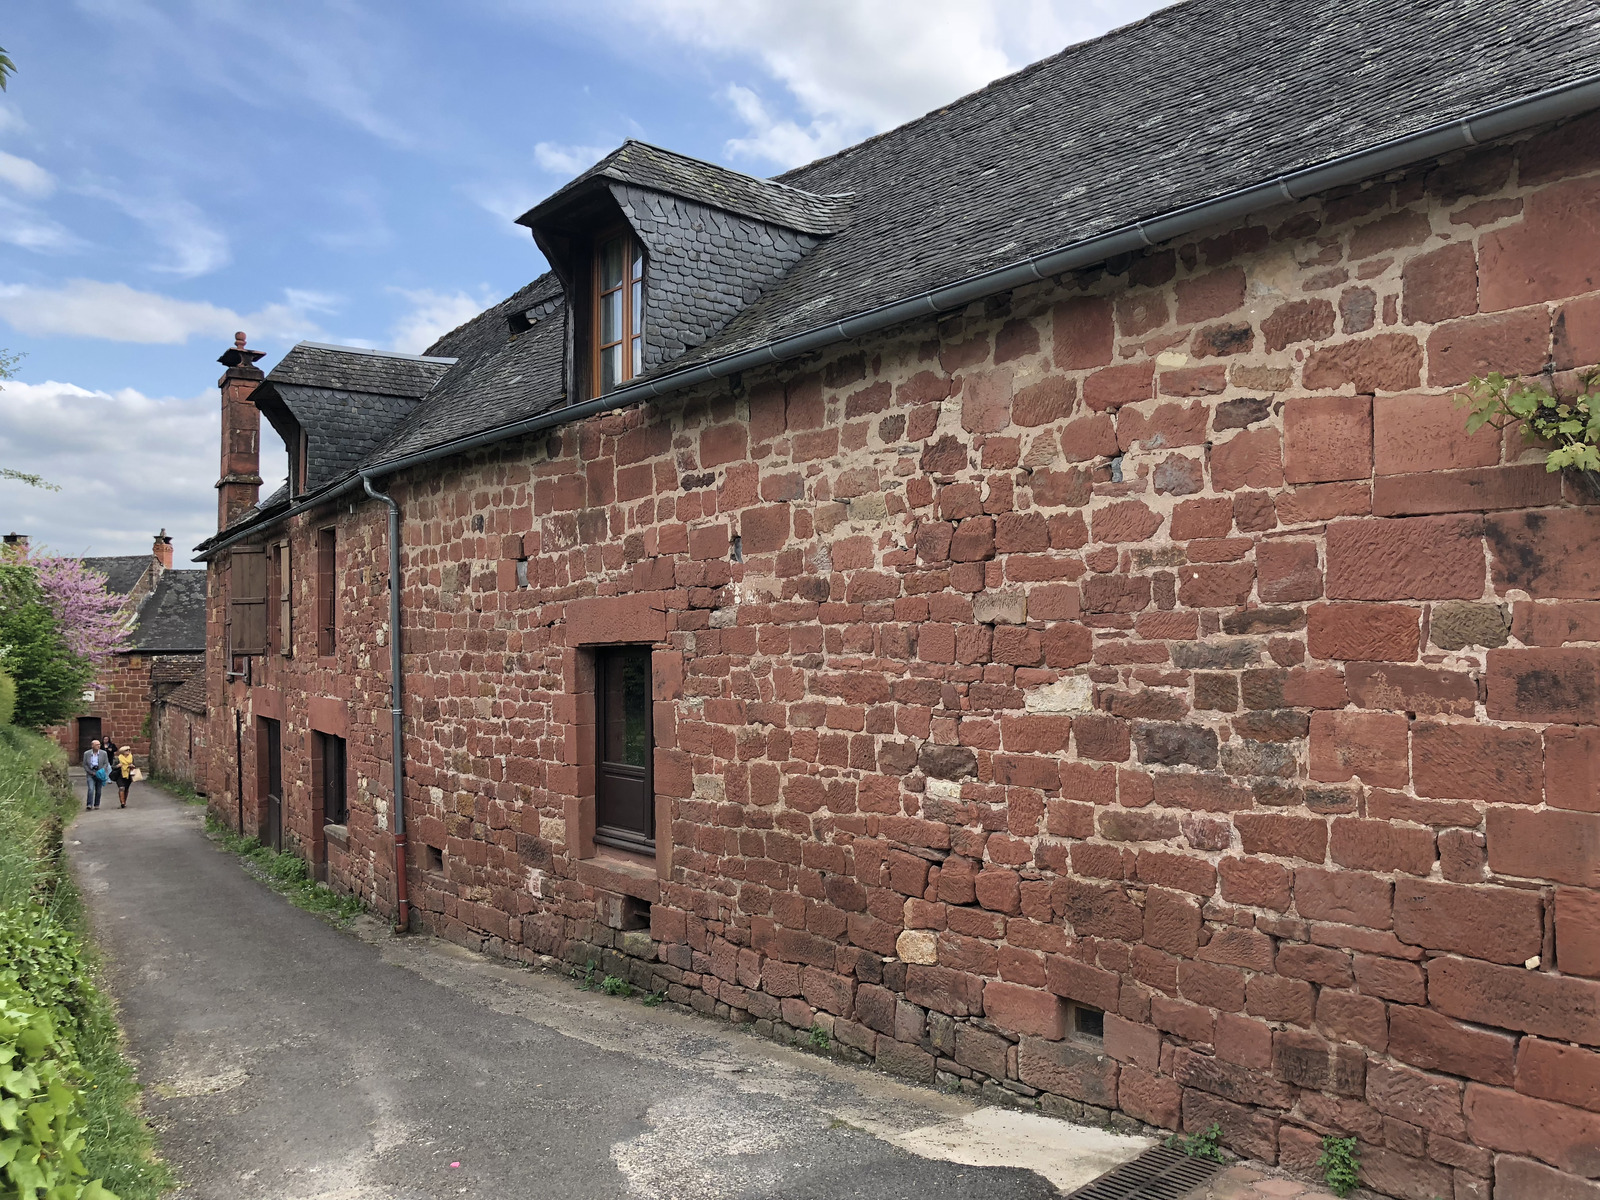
[450,1162,460,1168]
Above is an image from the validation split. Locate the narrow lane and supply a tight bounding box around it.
[68,784,1147,1200]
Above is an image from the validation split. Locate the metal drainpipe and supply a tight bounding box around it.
[362,474,410,933]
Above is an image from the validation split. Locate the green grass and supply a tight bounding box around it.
[204,812,365,924]
[145,771,204,805]
[0,724,175,1199]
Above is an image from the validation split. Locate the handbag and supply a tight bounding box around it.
[93,766,109,784]
[131,768,144,782]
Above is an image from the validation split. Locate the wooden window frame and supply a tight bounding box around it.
[590,227,644,398]
[315,526,336,658]
[313,730,348,827]
[593,644,656,856]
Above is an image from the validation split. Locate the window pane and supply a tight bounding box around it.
[631,335,642,378]
[600,237,624,290]
[600,344,620,393]
[631,279,642,337]
[600,288,621,345]
[620,651,650,767]
[630,240,643,282]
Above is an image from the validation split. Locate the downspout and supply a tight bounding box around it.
[234,710,244,835]
[362,473,410,933]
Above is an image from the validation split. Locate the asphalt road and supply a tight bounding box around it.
[68,783,1148,1200]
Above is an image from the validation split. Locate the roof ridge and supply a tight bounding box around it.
[293,341,458,364]
[616,138,855,200]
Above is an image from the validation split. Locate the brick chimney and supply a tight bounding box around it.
[2,533,28,560]
[153,529,173,571]
[216,331,266,530]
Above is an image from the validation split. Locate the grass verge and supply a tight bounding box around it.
[0,724,175,1199]
[144,771,204,806]
[203,812,365,924]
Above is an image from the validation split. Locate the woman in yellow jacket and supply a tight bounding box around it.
[111,745,136,808]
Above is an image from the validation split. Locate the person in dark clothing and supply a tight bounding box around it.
[82,740,107,810]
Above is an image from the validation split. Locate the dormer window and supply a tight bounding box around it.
[594,230,643,394]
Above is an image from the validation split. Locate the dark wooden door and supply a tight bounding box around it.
[595,646,654,854]
[77,717,102,757]
[264,717,283,853]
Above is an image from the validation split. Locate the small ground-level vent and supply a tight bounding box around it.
[1065,1144,1224,1200]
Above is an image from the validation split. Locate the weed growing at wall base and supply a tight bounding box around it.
[204,814,364,925]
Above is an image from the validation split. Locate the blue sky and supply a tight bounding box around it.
[0,0,1162,561]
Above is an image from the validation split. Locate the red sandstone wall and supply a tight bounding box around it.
[204,117,1600,1199]
[150,700,208,790]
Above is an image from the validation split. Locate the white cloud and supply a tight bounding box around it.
[0,377,286,561]
[0,195,82,253]
[533,141,609,175]
[599,0,1167,167]
[0,151,55,198]
[0,102,24,136]
[79,185,230,277]
[0,279,330,344]
[388,288,493,354]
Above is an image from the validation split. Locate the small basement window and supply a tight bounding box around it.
[1071,1003,1105,1042]
[427,844,445,873]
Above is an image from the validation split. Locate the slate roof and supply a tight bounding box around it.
[129,570,207,652]
[202,0,1600,549]
[161,671,208,716]
[363,276,568,469]
[520,141,853,236]
[267,342,454,398]
[83,556,150,596]
[614,183,824,371]
[252,343,456,493]
[150,656,203,685]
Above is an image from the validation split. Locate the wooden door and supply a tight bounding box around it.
[77,717,102,757]
[595,647,654,854]
[263,717,283,853]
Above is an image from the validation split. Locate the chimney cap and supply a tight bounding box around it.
[218,330,266,369]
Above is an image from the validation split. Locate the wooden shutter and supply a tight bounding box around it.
[277,542,292,657]
[229,546,267,655]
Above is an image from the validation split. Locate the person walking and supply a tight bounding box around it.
[111,744,136,809]
[82,739,108,810]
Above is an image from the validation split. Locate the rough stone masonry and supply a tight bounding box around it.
[204,114,1600,1200]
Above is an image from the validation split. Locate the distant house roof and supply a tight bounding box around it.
[128,570,206,653]
[150,656,202,685]
[83,556,150,596]
[200,0,1600,553]
[161,671,207,716]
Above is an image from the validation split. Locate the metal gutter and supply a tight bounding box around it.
[198,73,1600,560]
[362,474,411,933]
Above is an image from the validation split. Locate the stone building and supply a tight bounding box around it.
[192,2,1600,1195]
[40,532,207,764]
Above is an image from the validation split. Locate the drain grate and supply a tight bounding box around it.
[1065,1143,1224,1200]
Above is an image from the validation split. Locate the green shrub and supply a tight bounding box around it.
[0,727,173,1199]
[0,666,15,726]
[0,974,115,1199]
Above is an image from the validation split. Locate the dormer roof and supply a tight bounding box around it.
[516,140,852,237]
[253,343,456,493]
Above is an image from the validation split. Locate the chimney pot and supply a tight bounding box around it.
[152,530,174,570]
